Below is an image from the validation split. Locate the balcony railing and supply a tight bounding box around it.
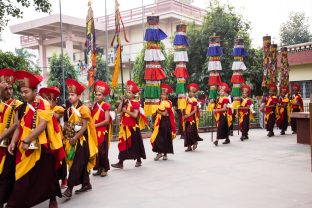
[95,0,205,28]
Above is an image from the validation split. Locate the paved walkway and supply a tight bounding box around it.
[37,129,312,208]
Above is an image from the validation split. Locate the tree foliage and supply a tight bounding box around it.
[95,54,110,82]
[279,12,311,46]
[187,0,254,92]
[0,50,41,99]
[0,0,52,32]
[0,50,30,70]
[47,53,77,104]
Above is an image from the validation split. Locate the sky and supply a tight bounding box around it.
[0,0,311,52]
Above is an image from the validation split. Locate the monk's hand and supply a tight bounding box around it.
[22,141,29,151]
[8,142,16,155]
[69,138,76,145]
[122,107,128,113]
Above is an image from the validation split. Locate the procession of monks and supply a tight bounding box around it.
[0,68,304,208]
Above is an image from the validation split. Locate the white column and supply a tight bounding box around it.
[38,34,47,84]
[65,26,74,62]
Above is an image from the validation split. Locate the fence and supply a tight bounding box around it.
[111,102,263,136]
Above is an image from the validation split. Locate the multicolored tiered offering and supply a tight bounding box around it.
[173,23,189,110]
[143,16,167,116]
[231,38,248,109]
[207,35,222,101]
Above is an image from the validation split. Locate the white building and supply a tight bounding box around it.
[10,0,204,84]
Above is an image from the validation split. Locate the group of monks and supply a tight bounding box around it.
[0,67,304,208]
[261,83,303,137]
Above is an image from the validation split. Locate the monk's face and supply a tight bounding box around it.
[20,87,36,103]
[68,93,80,105]
[95,92,105,103]
[1,83,13,101]
[161,92,167,101]
[126,90,134,99]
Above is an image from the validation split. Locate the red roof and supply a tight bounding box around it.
[277,49,312,67]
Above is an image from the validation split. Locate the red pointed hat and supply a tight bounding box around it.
[218,82,230,93]
[280,86,289,94]
[269,83,277,91]
[0,68,15,85]
[14,70,43,89]
[241,84,251,94]
[161,83,173,94]
[39,86,61,100]
[187,83,199,93]
[292,83,301,91]
[126,80,140,94]
[66,79,86,95]
[94,80,110,95]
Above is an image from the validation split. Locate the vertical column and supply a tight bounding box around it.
[65,25,74,61]
[38,34,47,84]
[310,80,312,171]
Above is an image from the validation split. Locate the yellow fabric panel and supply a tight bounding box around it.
[66,105,98,172]
[0,154,6,175]
[144,104,158,117]
[15,145,41,180]
[178,98,186,110]
[118,123,133,142]
[207,102,215,112]
[232,100,241,110]
[150,114,161,144]
[227,113,232,128]
[0,99,22,133]
[53,105,65,115]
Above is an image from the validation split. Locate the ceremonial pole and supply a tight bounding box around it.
[111,0,129,95]
[86,0,97,102]
[143,16,167,116]
[207,34,223,141]
[59,0,66,104]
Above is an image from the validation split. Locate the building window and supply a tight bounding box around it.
[290,81,311,99]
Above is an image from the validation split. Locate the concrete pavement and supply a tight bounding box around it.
[37,129,312,208]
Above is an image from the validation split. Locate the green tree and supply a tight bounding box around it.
[187,0,253,92]
[0,50,41,99]
[15,48,36,67]
[243,48,263,96]
[279,12,312,46]
[0,50,30,69]
[95,54,110,82]
[0,0,52,32]
[47,53,77,104]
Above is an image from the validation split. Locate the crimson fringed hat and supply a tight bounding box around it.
[292,83,301,91]
[126,80,140,94]
[66,79,86,95]
[280,86,289,94]
[14,70,43,89]
[187,83,199,93]
[241,84,251,94]
[39,86,61,100]
[269,83,277,91]
[218,82,230,93]
[161,83,173,94]
[94,80,110,96]
[0,68,15,85]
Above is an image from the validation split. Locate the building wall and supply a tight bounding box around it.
[289,63,312,82]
